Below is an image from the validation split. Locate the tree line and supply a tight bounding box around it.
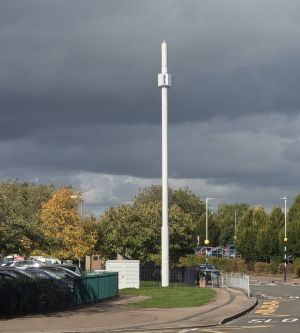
[0,181,299,265]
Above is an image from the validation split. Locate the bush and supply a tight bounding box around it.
[179,255,247,273]
[254,262,269,274]
[0,276,73,317]
[293,258,300,278]
[270,257,281,274]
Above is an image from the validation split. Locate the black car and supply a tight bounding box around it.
[196,263,221,281]
[0,267,32,277]
[25,266,80,293]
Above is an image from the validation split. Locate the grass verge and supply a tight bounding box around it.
[120,286,216,308]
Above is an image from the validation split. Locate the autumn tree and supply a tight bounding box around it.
[39,187,96,260]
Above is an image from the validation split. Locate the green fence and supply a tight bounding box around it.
[74,272,118,305]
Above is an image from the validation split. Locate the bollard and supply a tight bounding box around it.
[199,275,206,288]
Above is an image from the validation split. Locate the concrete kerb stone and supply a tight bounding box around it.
[220,296,258,325]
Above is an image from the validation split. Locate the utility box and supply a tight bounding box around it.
[106,260,140,289]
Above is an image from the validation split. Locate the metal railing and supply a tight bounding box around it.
[221,272,250,297]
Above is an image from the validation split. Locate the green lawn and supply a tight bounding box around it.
[120,285,216,308]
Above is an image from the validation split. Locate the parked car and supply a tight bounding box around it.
[0,267,35,280]
[34,265,81,277]
[0,267,74,315]
[196,263,221,281]
[12,260,46,269]
[59,264,81,274]
[25,265,80,292]
[29,256,62,264]
[23,268,74,293]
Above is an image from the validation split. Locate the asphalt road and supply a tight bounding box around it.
[179,281,300,333]
[136,280,300,333]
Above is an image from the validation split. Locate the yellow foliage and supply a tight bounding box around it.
[40,187,97,260]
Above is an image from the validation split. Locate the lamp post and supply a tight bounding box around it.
[234,210,237,240]
[71,193,84,269]
[280,197,288,283]
[205,198,213,263]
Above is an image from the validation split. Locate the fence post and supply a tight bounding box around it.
[247,274,250,297]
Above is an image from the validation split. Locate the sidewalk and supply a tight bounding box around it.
[250,274,300,285]
[0,288,257,333]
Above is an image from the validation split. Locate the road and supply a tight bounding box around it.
[143,279,300,333]
[179,279,300,333]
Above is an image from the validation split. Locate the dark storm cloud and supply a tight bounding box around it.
[1,0,300,210]
[2,1,300,132]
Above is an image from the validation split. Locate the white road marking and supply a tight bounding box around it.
[179,328,198,333]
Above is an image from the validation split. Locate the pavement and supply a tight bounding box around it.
[249,273,300,286]
[2,274,297,333]
[0,287,257,333]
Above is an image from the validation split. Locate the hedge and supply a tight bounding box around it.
[0,276,73,317]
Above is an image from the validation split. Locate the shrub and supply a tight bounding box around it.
[287,263,294,275]
[0,276,73,317]
[254,262,271,274]
[293,258,300,278]
[179,255,247,273]
[270,257,281,274]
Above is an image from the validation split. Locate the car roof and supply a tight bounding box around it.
[31,265,80,277]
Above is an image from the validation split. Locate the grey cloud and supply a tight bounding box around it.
[1,1,300,133]
[1,1,300,212]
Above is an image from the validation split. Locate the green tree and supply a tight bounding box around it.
[287,194,300,257]
[263,207,284,260]
[214,203,249,246]
[97,187,197,263]
[196,211,219,247]
[287,193,300,223]
[235,207,267,263]
[0,181,54,256]
[134,185,205,248]
[286,222,300,257]
[97,203,161,262]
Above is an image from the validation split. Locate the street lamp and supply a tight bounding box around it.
[280,197,288,283]
[71,193,84,269]
[234,210,237,240]
[71,193,83,216]
[205,198,213,262]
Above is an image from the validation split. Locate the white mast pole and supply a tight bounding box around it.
[158,40,171,287]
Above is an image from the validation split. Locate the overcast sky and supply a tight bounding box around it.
[1,0,300,214]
